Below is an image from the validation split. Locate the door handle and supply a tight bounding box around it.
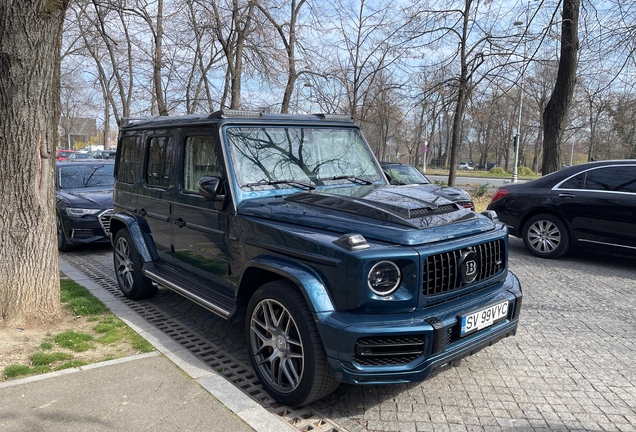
[558,193,576,199]
[175,218,186,228]
[138,208,147,216]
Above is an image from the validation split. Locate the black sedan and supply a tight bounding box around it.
[56,160,114,251]
[380,162,475,210]
[487,160,636,258]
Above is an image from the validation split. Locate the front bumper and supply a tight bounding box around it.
[316,272,522,385]
[62,209,112,245]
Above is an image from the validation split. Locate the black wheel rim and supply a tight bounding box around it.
[528,220,561,254]
[114,236,135,293]
[249,299,304,394]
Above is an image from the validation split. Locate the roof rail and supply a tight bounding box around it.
[118,117,149,128]
[313,113,354,122]
[208,109,263,119]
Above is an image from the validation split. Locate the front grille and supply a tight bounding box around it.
[98,209,113,235]
[353,335,426,366]
[423,239,504,296]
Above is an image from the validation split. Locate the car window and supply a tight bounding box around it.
[146,136,174,188]
[58,164,115,189]
[183,135,222,193]
[117,136,141,184]
[385,165,429,185]
[559,166,636,192]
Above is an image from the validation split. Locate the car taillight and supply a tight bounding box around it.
[490,188,509,203]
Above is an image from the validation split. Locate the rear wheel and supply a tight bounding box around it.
[113,230,157,299]
[246,280,339,405]
[523,214,570,259]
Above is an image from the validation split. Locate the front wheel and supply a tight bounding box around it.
[113,230,157,299]
[246,280,339,405]
[522,214,570,259]
[57,214,73,252]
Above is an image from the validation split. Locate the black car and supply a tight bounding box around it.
[487,160,636,258]
[56,160,115,251]
[380,162,475,210]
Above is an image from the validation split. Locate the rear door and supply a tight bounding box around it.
[137,131,177,265]
[553,164,636,249]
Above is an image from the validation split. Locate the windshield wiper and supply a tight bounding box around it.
[318,175,372,185]
[245,179,316,190]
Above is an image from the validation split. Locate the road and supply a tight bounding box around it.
[63,239,636,432]
[426,174,529,188]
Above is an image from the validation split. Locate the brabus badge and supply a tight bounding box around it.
[459,250,480,284]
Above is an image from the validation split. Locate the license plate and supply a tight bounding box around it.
[460,301,509,336]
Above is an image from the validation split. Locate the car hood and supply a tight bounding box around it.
[238,185,493,246]
[57,188,113,208]
[403,184,471,202]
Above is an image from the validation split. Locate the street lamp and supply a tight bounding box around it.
[512,4,530,183]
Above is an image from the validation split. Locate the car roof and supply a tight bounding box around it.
[118,110,356,131]
[516,159,636,188]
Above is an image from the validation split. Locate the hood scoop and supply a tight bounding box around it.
[285,192,459,227]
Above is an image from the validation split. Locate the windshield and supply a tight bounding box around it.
[58,164,115,189]
[226,126,384,190]
[384,164,430,185]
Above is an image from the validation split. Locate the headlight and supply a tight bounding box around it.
[368,261,401,296]
[66,208,101,217]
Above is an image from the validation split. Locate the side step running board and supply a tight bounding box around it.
[144,269,232,320]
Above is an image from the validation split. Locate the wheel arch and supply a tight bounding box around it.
[236,256,335,320]
[109,214,158,262]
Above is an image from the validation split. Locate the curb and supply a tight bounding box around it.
[58,258,296,432]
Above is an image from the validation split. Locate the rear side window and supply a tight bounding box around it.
[559,166,636,192]
[117,135,141,184]
[183,136,222,193]
[146,136,174,188]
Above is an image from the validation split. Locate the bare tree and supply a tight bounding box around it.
[542,0,580,174]
[0,0,68,325]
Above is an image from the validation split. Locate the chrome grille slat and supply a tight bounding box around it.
[423,239,504,296]
[98,209,114,235]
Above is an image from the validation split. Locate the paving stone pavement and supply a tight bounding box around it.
[63,238,636,432]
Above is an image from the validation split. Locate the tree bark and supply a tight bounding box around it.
[0,0,67,326]
[542,0,580,174]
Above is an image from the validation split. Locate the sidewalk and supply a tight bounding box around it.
[0,259,296,432]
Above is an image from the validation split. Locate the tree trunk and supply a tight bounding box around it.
[542,0,580,175]
[0,0,66,326]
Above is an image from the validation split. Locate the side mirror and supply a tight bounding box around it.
[198,175,223,200]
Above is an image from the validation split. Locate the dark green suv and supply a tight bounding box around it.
[110,110,522,405]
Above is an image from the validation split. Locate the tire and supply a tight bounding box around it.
[57,214,73,252]
[113,229,157,299]
[246,280,339,405]
[522,214,570,259]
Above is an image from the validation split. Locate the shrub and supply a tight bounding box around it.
[471,183,491,198]
[488,167,506,175]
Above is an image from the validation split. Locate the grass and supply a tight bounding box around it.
[2,279,154,380]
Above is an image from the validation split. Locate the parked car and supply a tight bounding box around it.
[56,160,114,251]
[56,149,77,161]
[380,162,475,210]
[477,163,499,170]
[487,160,636,259]
[111,110,522,405]
[91,150,117,159]
[67,151,93,160]
[459,162,474,170]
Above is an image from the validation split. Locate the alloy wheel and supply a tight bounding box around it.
[114,236,135,293]
[527,219,562,254]
[249,299,304,394]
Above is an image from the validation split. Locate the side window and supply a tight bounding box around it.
[146,136,174,188]
[183,135,222,193]
[586,166,636,192]
[117,135,141,184]
[559,172,585,189]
